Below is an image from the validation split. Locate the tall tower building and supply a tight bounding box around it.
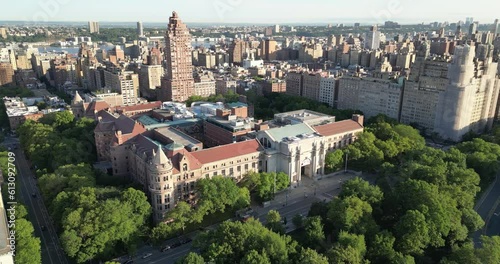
[469,22,478,36]
[88,21,99,34]
[493,19,499,35]
[160,12,195,102]
[137,21,144,37]
[364,25,381,50]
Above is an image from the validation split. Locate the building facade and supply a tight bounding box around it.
[160,12,195,102]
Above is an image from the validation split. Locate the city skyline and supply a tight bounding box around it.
[2,0,499,24]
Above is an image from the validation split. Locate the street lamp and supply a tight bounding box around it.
[344,152,349,173]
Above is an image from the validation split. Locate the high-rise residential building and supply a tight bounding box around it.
[0,63,14,86]
[433,45,499,141]
[216,77,237,95]
[0,27,7,39]
[137,21,144,37]
[319,76,337,107]
[285,71,304,97]
[88,21,99,34]
[104,69,139,105]
[364,25,381,50]
[160,12,195,102]
[261,39,278,61]
[337,76,403,120]
[469,22,478,36]
[194,71,216,97]
[139,65,165,92]
[229,39,247,65]
[274,25,280,33]
[493,19,499,35]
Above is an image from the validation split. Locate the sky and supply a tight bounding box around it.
[2,0,499,25]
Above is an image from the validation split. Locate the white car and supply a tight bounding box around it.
[142,253,153,259]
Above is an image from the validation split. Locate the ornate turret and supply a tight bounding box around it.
[148,144,173,223]
[71,92,85,118]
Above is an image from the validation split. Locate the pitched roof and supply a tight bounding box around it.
[191,139,261,164]
[266,123,316,142]
[72,91,83,105]
[152,145,169,165]
[85,101,111,117]
[313,120,363,137]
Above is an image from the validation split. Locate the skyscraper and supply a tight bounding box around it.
[493,19,499,35]
[469,22,478,36]
[364,25,381,50]
[88,21,99,34]
[160,11,195,102]
[137,21,144,37]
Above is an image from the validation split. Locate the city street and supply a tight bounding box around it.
[13,147,69,264]
[474,174,500,245]
[125,171,364,264]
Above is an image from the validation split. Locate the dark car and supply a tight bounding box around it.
[41,225,46,231]
[170,242,182,249]
[31,193,37,198]
[123,260,133,264]
[181,238,192,244]
[160,245,171,252]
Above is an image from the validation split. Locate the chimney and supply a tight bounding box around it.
[352,114,364,126]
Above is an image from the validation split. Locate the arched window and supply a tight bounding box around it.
[183,163,188,171]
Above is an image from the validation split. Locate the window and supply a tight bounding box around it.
[245,164,249,170]
[183,164,188,171]
[177,176,181,181]
[222,170,226,175]
[213,172,217,176]
[237,166,241,172]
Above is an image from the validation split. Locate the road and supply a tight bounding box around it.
[474,174,500,246]
[124,171,363,264]
[12,146,69,264]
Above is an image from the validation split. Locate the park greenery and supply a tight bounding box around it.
[17,111,152,263]
[241,171,290,202]
[182,115,500,263]
[185,90,240,107]
[0,148,42,263]
[151,176,250,244]
[245,91,362,121]
[188,218,329,264]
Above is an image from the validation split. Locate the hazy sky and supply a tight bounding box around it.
[3,0,499,24]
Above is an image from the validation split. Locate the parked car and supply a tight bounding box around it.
[123,260,133,264]
[41,225,46,231]
[170,242,182,249]
[160,245,170,252]
[31,193,37,198]
[181,237,192,244]
[142,253,152,259]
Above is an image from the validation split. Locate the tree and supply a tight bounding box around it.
[303,216,325,249]
[327,231,367,264]
[476,236,500,264]
[177,252,205,264]
[325,150,344,172]
[39,110,75,131]
[394,210,430,255]
[266,210,285,234]
[240,250,271,264]
[169,201,193,233]
[292,214,304,229]
[339,177,383,205]
[296,248,329,264]
[327,196,377,235]
[14,219,42,264]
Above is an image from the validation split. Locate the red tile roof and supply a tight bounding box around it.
[85,101,111,117]
[313,120,364,137]
[191,139,261,165]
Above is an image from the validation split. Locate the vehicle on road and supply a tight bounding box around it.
[170,242,182,249]
[123,260,133,264]
[31,193,37,198]
[160,245,170,252]
[181,237,192,244]
[142,253,152,259]
[41,225,46,231]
